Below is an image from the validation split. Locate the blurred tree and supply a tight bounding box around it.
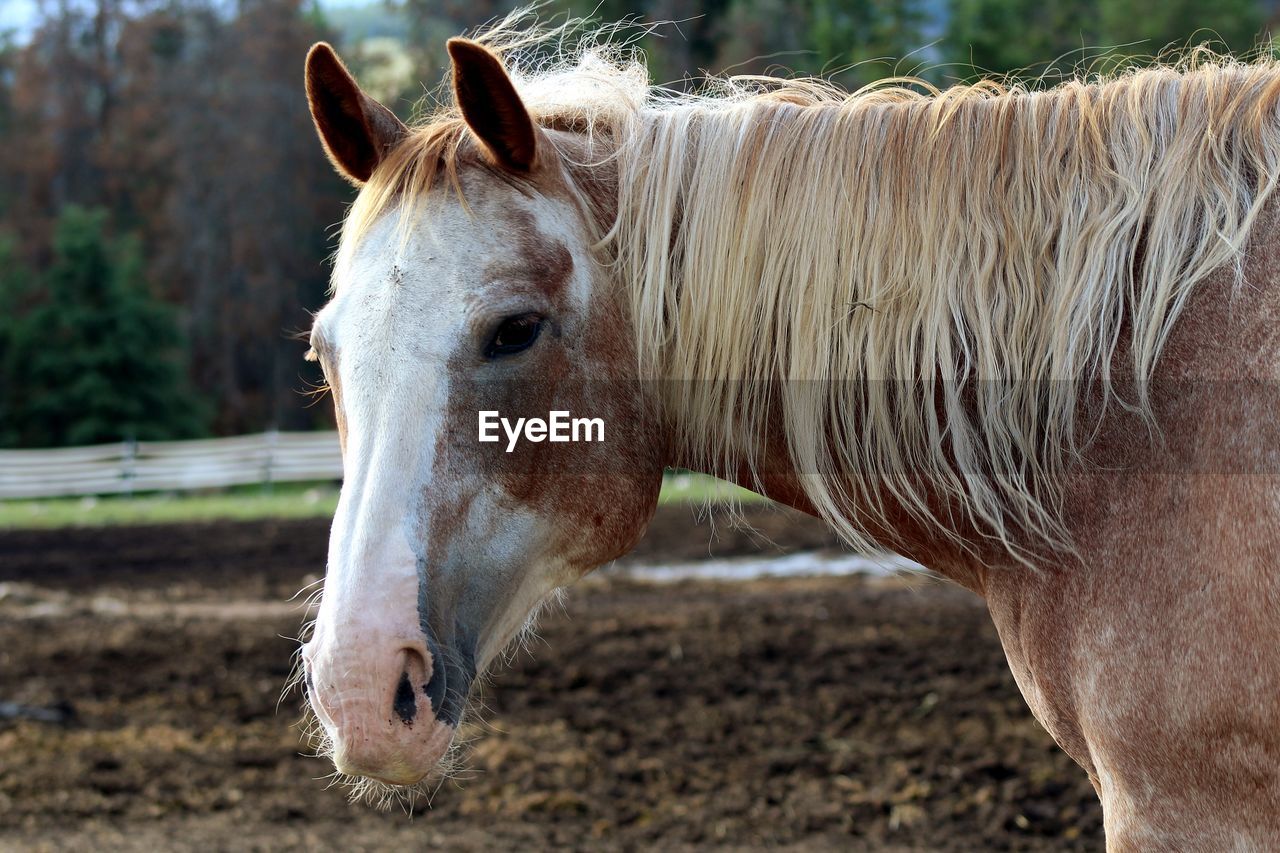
[220,0,348,433]
[0,206,206,448]
[707,0,929,88]
[0,0,339,442]
[945,0,1094,77]
[0,33,18,219]
[1098,0,1266,60]
[806,0,930,82]
[946,0,1266,80]
[0,236,33,445]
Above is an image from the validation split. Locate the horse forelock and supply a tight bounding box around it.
[335,13,1280,561]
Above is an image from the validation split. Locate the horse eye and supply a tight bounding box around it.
[485,314,543,358]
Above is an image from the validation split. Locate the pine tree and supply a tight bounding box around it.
[0,206,206,448]
[0,235,33,446]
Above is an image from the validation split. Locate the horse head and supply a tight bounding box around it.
[299,39,664,788]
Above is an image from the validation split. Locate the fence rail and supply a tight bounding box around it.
[0,431,343,499]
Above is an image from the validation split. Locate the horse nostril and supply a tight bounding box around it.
[393,671,417,724]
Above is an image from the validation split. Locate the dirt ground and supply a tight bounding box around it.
[0,505,1103,851]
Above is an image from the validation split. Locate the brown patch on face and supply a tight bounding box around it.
[424,178,663,585]
[481,207,574,302]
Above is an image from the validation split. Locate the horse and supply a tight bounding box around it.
[298,17,1280,848]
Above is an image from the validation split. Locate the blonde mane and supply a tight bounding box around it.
[343,17,1280,558]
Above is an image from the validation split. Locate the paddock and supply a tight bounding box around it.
[0,507,1101,850]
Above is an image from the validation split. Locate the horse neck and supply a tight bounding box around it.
[589,76,1280,587]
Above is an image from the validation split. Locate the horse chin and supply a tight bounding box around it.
[320,727,462,811]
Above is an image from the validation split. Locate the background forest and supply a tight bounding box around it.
[0,0,1272,446]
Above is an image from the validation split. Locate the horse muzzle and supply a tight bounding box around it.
[301,628,475,785]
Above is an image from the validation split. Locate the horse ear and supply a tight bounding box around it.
[305,43,408,185]
[447,38,538,172]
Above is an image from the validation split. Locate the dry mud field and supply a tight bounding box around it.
[0,506,1102,851]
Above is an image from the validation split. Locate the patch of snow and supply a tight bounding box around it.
[615,551,926,582]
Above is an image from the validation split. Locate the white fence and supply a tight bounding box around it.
[0,431,343,499]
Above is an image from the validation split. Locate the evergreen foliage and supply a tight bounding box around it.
[946,0,1266,79]
[0,207,206,447]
